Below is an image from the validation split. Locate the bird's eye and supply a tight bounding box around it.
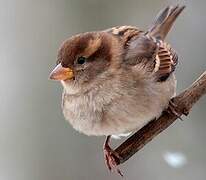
[77,56,86,65]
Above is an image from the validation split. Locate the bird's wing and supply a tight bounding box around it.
[105,24,178,81]
[124,34,178,81]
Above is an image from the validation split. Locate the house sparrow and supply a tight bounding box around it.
[49,5,185,175]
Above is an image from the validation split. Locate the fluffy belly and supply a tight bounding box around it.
[87,96,168,136]
[63,75,176,136]
[63,99,165,136]
[63,90,171,136]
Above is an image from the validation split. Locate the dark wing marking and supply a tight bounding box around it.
[153,37,178,81]
[124,34,178,81]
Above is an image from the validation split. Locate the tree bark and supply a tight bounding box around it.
[114,71,206,165]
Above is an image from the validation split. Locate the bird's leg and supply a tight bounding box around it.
[103,135,123,177]
[167,99,183,120]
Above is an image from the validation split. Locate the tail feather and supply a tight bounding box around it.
[148,5,185,40]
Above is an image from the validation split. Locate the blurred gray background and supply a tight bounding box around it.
[0,0,206,180]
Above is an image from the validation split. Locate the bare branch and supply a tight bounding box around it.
[114,71,206,165]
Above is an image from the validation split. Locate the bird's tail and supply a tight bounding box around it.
[147,5,185,40]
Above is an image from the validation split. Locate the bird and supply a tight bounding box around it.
[49,4,185,176]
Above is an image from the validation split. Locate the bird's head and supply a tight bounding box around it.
[49,32,122,94]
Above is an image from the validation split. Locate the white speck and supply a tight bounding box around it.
[111,132,132,139]
[163,152,187,168]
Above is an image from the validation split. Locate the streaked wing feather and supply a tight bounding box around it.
[154,39,178,80]
[125,34,178,81]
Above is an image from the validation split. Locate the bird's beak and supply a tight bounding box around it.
[49,64,74,81]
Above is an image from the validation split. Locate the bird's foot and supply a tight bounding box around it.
[103,136,123,177]
[167,99,183,120]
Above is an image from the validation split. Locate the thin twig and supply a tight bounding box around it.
[114,71,206,165]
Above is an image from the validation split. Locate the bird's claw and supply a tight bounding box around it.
[167,99,183,120]
[103,145,123,177]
